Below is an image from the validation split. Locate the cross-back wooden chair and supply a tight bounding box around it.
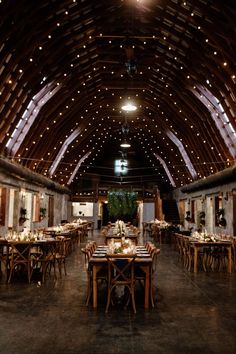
[150,248,161,307]
[8,241,33,283]
[81,241,106,306]
[55,237,71,277]
[32,240,57,283]
[105,254,136,313]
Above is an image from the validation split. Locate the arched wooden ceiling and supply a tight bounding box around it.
[0,0,236,196]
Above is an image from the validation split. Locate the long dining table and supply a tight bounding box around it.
[0,237,57,282]
[89,245,153,309]
[104,227,139,245]
[44,223,88,245]
[105,233,139,246]
[189,239,233,273]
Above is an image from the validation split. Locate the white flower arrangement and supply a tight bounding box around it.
[114,219,127,236]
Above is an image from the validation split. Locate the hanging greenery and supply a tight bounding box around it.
[107,190,138,221]
[216,208,227,227]
[19,207,28,225]
[199,211,205,226]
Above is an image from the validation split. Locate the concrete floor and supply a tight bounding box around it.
[0,232,236,354]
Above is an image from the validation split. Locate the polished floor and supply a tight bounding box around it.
[0,231,236,354]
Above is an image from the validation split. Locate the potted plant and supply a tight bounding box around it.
[199,211,205,226]
[216,208,226,227]
[39,207,47,220]
[185,211,192,222]
[19,207,28,225]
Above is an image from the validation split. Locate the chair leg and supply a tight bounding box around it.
[8,266,13,284]
[150,279,155,308]
[131,287,136,313]
[42,261,56,282]
[63,260,67,276]
[85,273,92,306]
[105,286,113,313]
[28,264,32,283]
[57,260,62,278]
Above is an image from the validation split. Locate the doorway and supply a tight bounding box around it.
[101,202,109,226]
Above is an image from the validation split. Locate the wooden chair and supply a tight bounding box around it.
[87,221,94,237]
[68,230,77,251]
[8,241,33,283]
[101,226,109,237]
[181,236,193,271]
[32,240,57,283]
[150,248,161,307]
[151,224,161,244]
[203,244,229,272]
[81,246,92,305]
[81,224,88,242]
[174,233,185,263]
[55,237,71,277]
[0,240,10,282]
[105,254,136,313]
[81,241,107,306]
[145,241,156,254]
[81,241,96,265]
[142,222,152,239]
[135,245,160,307]
[75,229,82,247]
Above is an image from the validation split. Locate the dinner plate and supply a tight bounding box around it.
[93,254,106,258]
[137,253,150,257]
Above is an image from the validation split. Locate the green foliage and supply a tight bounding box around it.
[107,190,138,220]
[19,207,28,225]
[216,208,226,227]
[20,207,27,217]
[216,208,224,217]
[40,207,47,217]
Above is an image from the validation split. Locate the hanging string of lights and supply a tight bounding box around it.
[4,155,235,169]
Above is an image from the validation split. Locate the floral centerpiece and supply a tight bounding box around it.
[108,239,136,255]
[192,231,218,242]
[114,220,127,236]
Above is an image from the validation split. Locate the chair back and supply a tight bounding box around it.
[81,241,97,267]
[8,241,33,283]
[105,253,137,313]
[106,254,136,286]
[151,248,160,274]
[9,241,33,263]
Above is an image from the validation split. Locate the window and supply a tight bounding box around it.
[32,194,40,222]
[72,202,93,217]
[114,159,128,175]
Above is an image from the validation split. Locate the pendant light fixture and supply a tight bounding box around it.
[121,101,137,112]
[120,140,131,148]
